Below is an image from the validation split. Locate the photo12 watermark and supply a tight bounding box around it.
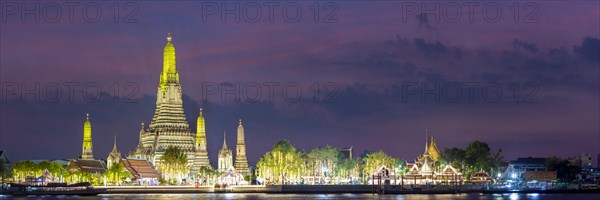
[0,1,342,24]
[200,81,340,104]
[199,1,340,24]
[0,81,140,103]
[400,1,539,24]
[396,81,540,104]
[0,1,139,23]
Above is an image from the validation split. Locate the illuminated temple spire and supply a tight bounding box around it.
[420,129,433,173]
[218,131,232,172]
[112,135,117,152]
[196,109,206,148]
[222,131,228,149]
[160,32,179,92]
[107,135,122,169]
[143,33,196,172]
[234,119,250,176]
[81,113,94,160]
[129,123,151,160]
[193,108,211,171]
[138,123,144,146]
[150,33,189,131]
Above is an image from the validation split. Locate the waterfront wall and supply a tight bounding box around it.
[229,185,281,193]
[281,185,373,193]
[96,186,213,193]
[91,185,600,194]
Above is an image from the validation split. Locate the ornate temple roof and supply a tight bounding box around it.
[69,159,106,174]
[108,136,122,164]
[122,158,160,179]
[428,137,441,162]
[219,132,232,157]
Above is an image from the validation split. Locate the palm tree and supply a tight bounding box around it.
[105,163,131,185]
[159,146,189,184]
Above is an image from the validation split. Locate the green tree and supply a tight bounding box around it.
[35,161,52,177]
[68,170,99,185]
[38,161,69,183]
[546,156,581,182]
[441,147,466,172]
[104,163,131,185]
[465,141,503,176]
[159,146,189,184]
[256,140,304,184]
[442,141,503,178]
[12,160,36,182]
[307,146,340,178]
[361,150,396,182]
[336,158,359,181]
[465,141,491,171]
[196,166,216,185]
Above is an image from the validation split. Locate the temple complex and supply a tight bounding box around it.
[403,131,462,185]
[113,34,254,182]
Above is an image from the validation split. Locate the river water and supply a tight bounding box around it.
[2,193,600,200]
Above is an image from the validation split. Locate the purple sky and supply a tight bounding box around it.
[1,1,599,166]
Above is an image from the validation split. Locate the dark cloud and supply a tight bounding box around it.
[574,37,600,62]
[513,39,539,53]
[414,38,448,55]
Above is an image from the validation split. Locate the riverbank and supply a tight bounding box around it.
[91,185,600,195]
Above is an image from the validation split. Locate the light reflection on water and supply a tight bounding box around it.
[1,193,599,200]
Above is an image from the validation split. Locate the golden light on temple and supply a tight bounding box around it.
[81,113,94,160]
[160,32,178,92]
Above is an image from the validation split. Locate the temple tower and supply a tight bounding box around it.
[419,129,434,173]
[234,119,250,176]
[140,33,196,171]
[81,113,94,160]
[193,108,212,172]
[218,132,232,173]
[107,136,122,169]
[129,123,151,160]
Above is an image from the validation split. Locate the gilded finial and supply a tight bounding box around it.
[200,108,203,115]
[425,128,429,150]
[222,131,228,148]
[239,118,242,125]
[167,32,172,43]
[86,113,89,120]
